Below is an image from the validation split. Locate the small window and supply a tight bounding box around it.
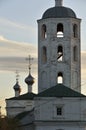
[42,24,47,39]
[53,105,64,118]
[57,23,64,37]
[57,107,62,116]
[73,24,78,38]
[57,46,63,61]
[57,72,63,84]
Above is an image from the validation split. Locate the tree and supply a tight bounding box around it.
[0,115,20,130]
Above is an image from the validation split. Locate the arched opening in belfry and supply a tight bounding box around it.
[57,23,64,37]
[57,72,63,84]
[73,24,78,38]
[42,24,47,39]
[42,46,47,64]
[73,46,77,61]
[57,46,63,61]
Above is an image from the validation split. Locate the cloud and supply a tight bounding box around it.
[0,36,38,72]
[0,35,37,56]
[0,18,37,44]
[0,18,35,31]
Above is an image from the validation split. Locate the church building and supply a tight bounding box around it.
[6,0,86,130]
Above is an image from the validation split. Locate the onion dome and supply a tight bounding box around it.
[25,74,35,86]
[42,0,76,19]
[13,81,21,93]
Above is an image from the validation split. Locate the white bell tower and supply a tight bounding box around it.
[38,0,81,93]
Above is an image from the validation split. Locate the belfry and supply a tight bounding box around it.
[38,0,81,93]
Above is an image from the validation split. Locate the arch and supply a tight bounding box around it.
[42,46,47,64]
[41,24,47,39]
[57,45,63,61]
[73,24,78,38]
[57,72,63,84]
[57,23,64,37]
[73,46,77,61]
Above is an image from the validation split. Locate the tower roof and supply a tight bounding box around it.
[25,74,34,86]
[13,81,21,92]
[42,0,76,19]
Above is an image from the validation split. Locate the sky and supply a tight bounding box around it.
[0,0,86,114]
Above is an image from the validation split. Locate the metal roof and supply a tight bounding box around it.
[42,6,76,19]
[36,84,85,97]
[6,92,37,100]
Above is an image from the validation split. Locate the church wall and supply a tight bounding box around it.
[6,99,34,117]
[34,97,86,121]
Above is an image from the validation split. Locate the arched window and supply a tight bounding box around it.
[42,46,47,64]
[57,46,63,61]
[42,24,47,39]
[73,46,77,61]
[57,23,64,37]
[73,24,78,38]
[57,72,63,84]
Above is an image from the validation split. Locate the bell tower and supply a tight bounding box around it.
[38,0,81,93]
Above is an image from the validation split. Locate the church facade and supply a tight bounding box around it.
[6,0,86,130]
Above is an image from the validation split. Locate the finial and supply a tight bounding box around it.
[55,0,63,7]
[16,70,19,83]
[26,55,33,74]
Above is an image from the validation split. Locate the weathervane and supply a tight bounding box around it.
[26,55,33,74]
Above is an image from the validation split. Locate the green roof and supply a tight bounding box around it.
[37,84,85,97]
[6,92,37,100]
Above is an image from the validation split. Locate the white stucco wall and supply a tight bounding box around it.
[6,99,34,117]
[34,97,86,130]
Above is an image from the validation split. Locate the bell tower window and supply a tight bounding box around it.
[42,24,47,39]
[42,46,47,64]
[57,72,63,84]
[57,46,63,61]
[57,23,64,37]
[73,24,78,38]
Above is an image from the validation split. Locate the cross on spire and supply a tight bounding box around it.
[26,55,33,74]
[16,70,19,82]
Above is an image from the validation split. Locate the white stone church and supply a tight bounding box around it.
[6,0,86,130]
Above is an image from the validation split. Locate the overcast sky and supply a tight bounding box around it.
[0,0,86,114]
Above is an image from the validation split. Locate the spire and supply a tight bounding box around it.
[16,71,19,83]
[25,55,35,93]
[55,0,63,7]
[13,71,21,97]
[26,55,33,75]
